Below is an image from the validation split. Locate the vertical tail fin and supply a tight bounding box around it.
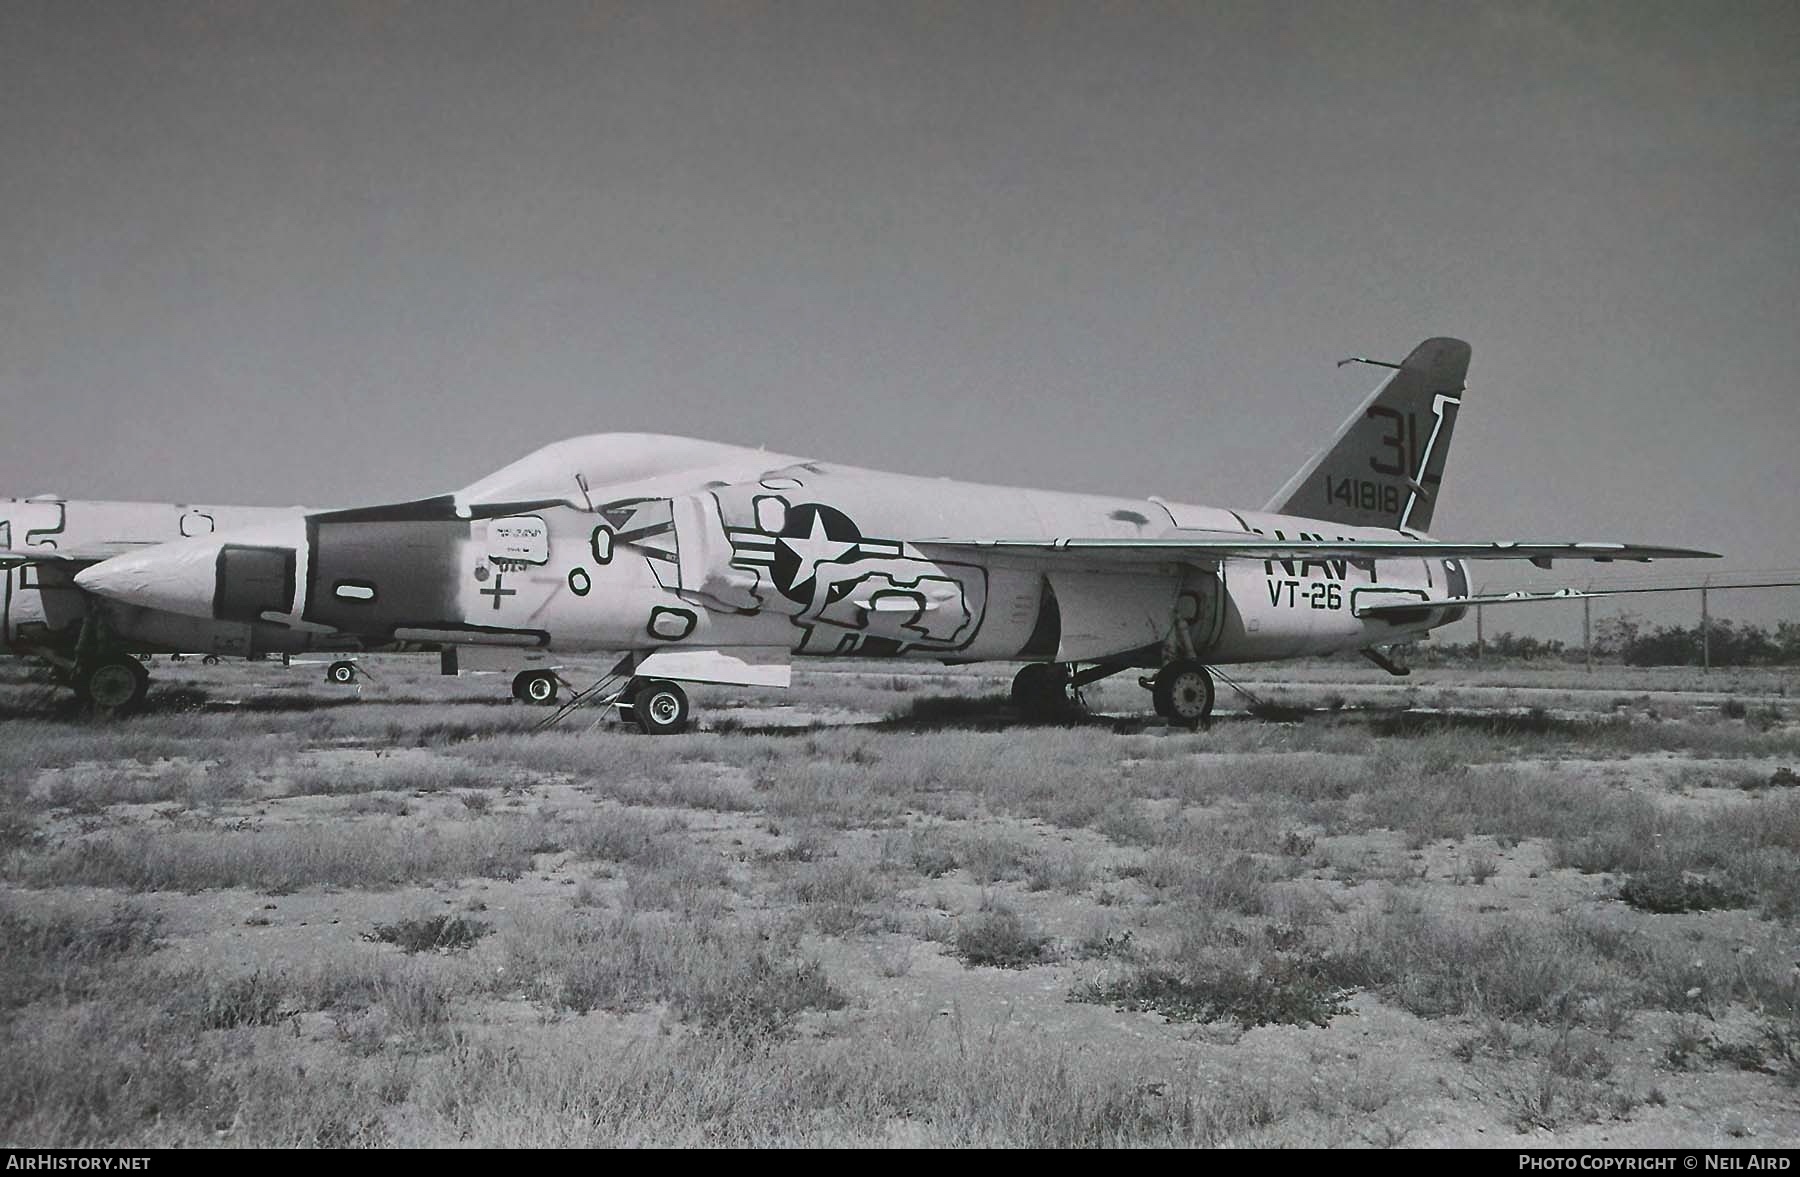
[1263,336,1469,533]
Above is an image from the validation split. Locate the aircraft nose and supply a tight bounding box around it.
[77,535,302,624]
[75,540,228,620]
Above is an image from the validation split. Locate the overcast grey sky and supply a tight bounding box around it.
[3,1,1796,636]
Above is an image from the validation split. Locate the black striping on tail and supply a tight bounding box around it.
[1264,337,1470,533]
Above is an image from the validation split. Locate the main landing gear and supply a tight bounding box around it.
[511,669,560,705]
[1010,658,1217,727]
[1148,659,1215,727]
[1010,662,1075,717]
[326,660,359,685]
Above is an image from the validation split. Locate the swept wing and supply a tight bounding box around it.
[918,537,1719,567]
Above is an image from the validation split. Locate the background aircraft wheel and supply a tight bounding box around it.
[513,670,559,705]
[80,656,150,712]
[201,654,221,666]
[632,679,690,735]
[327,660,358,685]
[1152,661,1214,726]
[1010,663,1072,716]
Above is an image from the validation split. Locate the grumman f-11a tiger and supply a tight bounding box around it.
[26,337,1716,729]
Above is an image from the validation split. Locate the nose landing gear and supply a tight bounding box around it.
[77,654,150,713]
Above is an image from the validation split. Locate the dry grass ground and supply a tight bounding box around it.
[1,654,1797,1147]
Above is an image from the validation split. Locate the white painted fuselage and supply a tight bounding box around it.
[67,436,1467,671]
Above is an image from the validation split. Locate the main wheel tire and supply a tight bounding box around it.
[327,660,358,685]
[201,654,221,666]
[632,679,690,735]
[513,670,559,705]
[1152,661,1214,726]
[1010,663,1072,716]
[81,656,150,712]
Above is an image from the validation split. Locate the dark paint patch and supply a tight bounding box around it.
[312,495,461,524]
[215,546,295,623]
[1019,576,1061,659]
[303,516,465,634]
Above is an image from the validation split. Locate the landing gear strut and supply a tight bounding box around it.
[1149,660,1215,727]
[63,613,151,713]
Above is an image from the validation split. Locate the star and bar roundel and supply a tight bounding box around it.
[730,501,906,605]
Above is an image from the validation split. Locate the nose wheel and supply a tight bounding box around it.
[326,660,358,685]
[1151,660,1214,727]
[78,655,150,713]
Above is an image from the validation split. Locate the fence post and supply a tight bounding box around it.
[1475,604,1484,663]
[1700,586,1710,674]
[1583,596,1593,673]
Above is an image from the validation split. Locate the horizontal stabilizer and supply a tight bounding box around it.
[1358,589,1588,615]
[1356,578,1800,616]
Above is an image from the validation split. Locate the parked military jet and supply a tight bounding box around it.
[0,497,566,706]
[37,338,1718,729]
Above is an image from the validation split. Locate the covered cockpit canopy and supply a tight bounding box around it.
[452,433,803,516]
